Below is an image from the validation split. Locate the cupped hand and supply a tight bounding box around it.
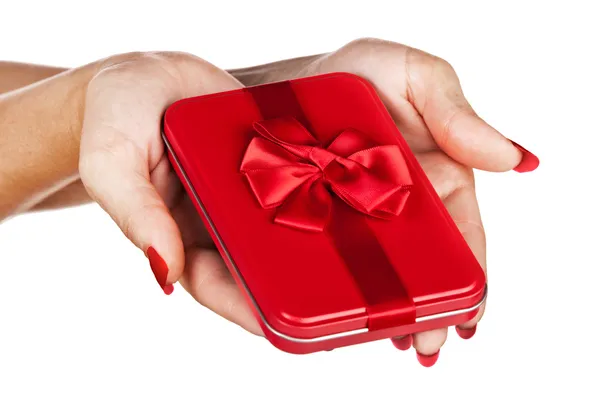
[78,52,262,334]
[241,38,538,364]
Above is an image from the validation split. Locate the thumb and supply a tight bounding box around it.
[79,136,184,295]
[411,55,539,173]
[77,54,190,295]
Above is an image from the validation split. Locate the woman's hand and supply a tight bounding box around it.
[233,38,539,364]
[78,52,262,334]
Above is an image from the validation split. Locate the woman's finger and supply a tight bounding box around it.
[179,247,263,336]
[404,47,538,173]
[397,152,485,363]
[306,39,539,172]
[417,151,487,332]
[442,184,488,334]
[412,328,447,366]
[409,183,485,362]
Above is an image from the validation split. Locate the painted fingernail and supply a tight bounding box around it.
[510,141,539,173]
[455,324,477,340]
[146,246,174,295]
[416,351,440,367]
[391,335,413,351]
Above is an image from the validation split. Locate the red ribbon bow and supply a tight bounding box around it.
[240,117,412,232]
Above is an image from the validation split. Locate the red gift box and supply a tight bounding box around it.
[162,73,486,354]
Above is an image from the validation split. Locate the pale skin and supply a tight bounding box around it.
[0,38,533,363]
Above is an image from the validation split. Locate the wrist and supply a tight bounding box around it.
[0,60,101,218]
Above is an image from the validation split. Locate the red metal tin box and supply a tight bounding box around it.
[162,72,486,354]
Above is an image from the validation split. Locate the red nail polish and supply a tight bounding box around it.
[162,284,174,295]
[455,324,477,340]
[510,141,539,173]
[147,246,173,295]
[416,351,439,367]
[391,335,413,351]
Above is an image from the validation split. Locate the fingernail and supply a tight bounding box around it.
[162,283,174,295]
[510,140,539,173]
[391,335,413,351]
[146,246,174,295]
[455,324,477,340]
[416,351,440,367]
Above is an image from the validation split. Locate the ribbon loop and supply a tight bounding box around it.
[240,117,412,232]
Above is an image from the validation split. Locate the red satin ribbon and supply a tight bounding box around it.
[240,117,413,232]
[244,81,417,329]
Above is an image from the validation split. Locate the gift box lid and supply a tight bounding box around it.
[163,72,486,340]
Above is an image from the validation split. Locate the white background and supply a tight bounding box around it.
[1,1,599,399]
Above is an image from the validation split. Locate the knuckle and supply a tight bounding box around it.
[134,51,184,69]
[441,104,476,143]
[96,50,203,83]
[433,55,455,74]
[430,57,465,98]
[334,38,409,78]
[423,52,456,77]
[143,51,210,78]
[151,51,204,65]
[346,37,385,49]
[106,51,170,67]
[411,52,458,85]
[344,37,404,56]
[116,51,148,61]
[108,51,148,64]
[95,52,149,75]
